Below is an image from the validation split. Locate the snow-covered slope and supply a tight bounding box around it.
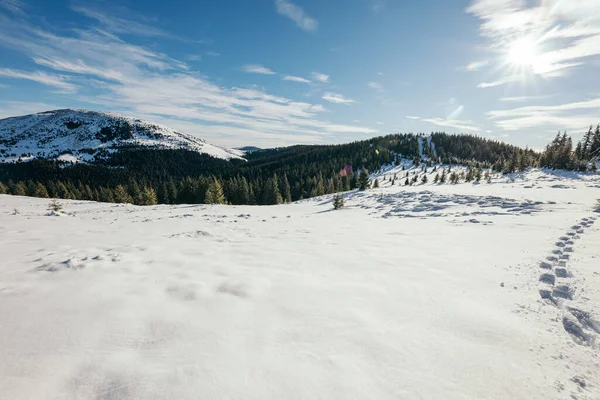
[0,109,243,162]
[1,170,600,399]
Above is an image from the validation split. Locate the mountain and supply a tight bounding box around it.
[235,146,263,154]
[0,109,243,163]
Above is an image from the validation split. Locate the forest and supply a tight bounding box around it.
[0,127,599,206]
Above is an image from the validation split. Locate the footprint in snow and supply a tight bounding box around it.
[539,273,556,285]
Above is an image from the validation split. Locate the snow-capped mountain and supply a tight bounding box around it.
[0,109,243,163]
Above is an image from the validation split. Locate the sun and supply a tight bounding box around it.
[506,37,539,67]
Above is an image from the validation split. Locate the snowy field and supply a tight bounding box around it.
[1,169,600,400]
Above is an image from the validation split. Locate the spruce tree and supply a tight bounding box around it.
[280,174,292,203]
[114,185,134,204]
[262,175,283,205]
[373,178,380,188]
[14,182,26,196]
[141,187,158,205]
[34,182,49,198]
[205,178,225,204]
[333,194,345,210]
[358,169,370,190]
[421,174,428,184]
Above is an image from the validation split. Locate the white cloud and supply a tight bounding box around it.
[322,92,355,104]
[376,121,384,125]
[477,76,519,88]
[283,75,311,83]
[0,14,376,146]
[186,54,202,61]
[71,5,200,43]
[312,72,329,83]
[242,64,276,75]
[275,0,318,32]
[0,0,25,14]
[406,116,420,120]
[367,81,384,92]
[499,95,552,102]
[0,101,65,120]
[467,0,600,84]
[206,51,220,57]
[486,98,600,132]
[422,117,480,132]
[0,68,77,92]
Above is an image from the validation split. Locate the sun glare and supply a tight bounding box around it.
[507,37,538,67]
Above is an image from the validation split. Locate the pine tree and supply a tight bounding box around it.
[358,169,370,190]
[140,186,158,205]
[421,174,428,184]
[373,178,380,188]
[114,184,134,204]
[404,177,409,186]
[333,194,345,210]
[128,180,142,205]
[434,173,440,183]
[13,182,26,196]
[205,178,226,205]
[167,179,178,204]
[280,174,292,203]
[0,181,7,194]
[34,182,49,198]
[262,175,283,205]
[440,171,446,183]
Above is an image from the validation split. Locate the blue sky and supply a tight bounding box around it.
[0,0,599,148]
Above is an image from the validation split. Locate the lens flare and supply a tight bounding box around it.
[447,105,464,120]
[465,61,488,71]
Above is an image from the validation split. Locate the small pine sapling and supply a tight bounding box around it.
[333,194,345,210]
[48,199,63,212]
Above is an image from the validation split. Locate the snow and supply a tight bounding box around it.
[0,109,243,162]
[1,169,600,399]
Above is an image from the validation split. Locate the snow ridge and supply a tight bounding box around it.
[0,109,243,163]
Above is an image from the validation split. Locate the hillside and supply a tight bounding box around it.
[1,170,599,399]
[0,109,597,207]
[0,109,243,162]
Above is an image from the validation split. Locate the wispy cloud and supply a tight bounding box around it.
[477,75,520,88]
[283,75,311,83]
[186,54,202,61]
[0,13,375,146]
[0,101,65,120]
[275,0,318,32]
[499,95,552,102]
[312,72,329,83]
[205,51,220,57]
[71,5,200,43]
[0,0,26,14]
[422,117,480,132]
[242,64,276,75]
[370,0,385,14]
[367,81,384,92]
[0,68,77,92]
[376,121,384,125]
[406,116,420,120]
[467,0,600,85]
[486,98,600,132]
[322,92,355,104]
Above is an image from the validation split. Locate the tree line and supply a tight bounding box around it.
[0,129,598,206]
